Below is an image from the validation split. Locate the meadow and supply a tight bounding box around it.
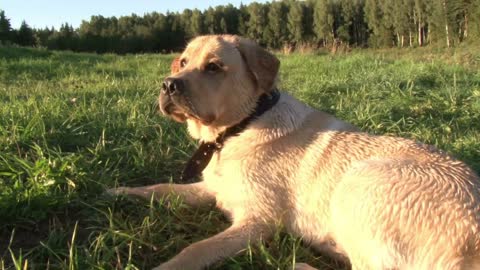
[0,45,479,270]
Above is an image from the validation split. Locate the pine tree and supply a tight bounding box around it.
[237,4,249,36]
[246,2,268,44]
[265,1,288,49]
[181,9,193,38]
[427,0,453,46]
[150,13,169,52]
[287,1,305,45]
[0,10,12,44]
[468,0,480,40]
[204,8,218,34]
[339,0,368,46]
[447,0,476,43]
[302,1,315,42]
[365,0,394,46]
[219,17,228,34]
[190,9,204,37]
[413,0,429,46]
[34,27,54,47]
[402,0,417,47]
[385,0,403,46]
[222,4,240,35]
[215,6,228,34]
[313,0,335,46]
[16,20,36,46]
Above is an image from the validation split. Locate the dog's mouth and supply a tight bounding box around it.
[159,96,187,122]
[159,92,214,124]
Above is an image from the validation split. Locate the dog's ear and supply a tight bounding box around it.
[170,57,181,74]
[236,37,280,92]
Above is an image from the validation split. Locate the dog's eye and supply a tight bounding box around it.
[180,59,187,68]
[205,63,221,73]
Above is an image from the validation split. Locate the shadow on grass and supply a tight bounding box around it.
[0,46,53,60]
[0,46,134,83]
[398,74,438,93]
[0,46,104,63]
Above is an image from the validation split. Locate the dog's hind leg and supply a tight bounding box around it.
[152,221,269,270]
[107,182,215,206]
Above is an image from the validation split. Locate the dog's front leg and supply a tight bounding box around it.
[107,182,215,206]
[153,221,268,270]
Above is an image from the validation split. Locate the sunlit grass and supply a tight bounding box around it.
[0,46,479,269]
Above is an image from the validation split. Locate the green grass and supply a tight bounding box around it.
[0,45,479,270]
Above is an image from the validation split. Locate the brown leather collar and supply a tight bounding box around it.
[180,89,281,182]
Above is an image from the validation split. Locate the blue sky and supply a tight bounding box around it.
[2,0,268,29]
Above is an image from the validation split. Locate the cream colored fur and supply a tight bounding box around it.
[108,35,480,270]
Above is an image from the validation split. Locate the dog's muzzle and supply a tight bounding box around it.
[160,77,185,114]
[159,77,188,122]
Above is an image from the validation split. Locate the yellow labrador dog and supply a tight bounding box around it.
[109,35,480,270]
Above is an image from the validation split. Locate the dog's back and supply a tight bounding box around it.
[262,95,480,269]
[206,91,480,269]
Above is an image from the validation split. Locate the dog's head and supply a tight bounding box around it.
[159,35,280,140]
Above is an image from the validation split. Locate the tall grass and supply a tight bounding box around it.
[0,46,478,269]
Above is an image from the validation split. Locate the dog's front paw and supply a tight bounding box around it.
[105,186,131,196]
[151,264,169,270]
[152,259,200,270]
[294,263,318,270]
[152,262,188,270]
[151,264,167,270]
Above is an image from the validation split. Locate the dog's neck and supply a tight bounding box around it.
[181,90,280,181]
[186,90,280,142]
[214,89,280,143]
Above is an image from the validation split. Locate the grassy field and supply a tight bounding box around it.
[0,45,479,270]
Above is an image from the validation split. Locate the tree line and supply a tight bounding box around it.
[1,0,480,54]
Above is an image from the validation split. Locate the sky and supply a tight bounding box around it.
[2,0,268,29]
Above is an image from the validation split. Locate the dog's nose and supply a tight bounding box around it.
[162,78,184,95]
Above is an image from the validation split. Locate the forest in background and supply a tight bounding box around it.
[1,0,480,54]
